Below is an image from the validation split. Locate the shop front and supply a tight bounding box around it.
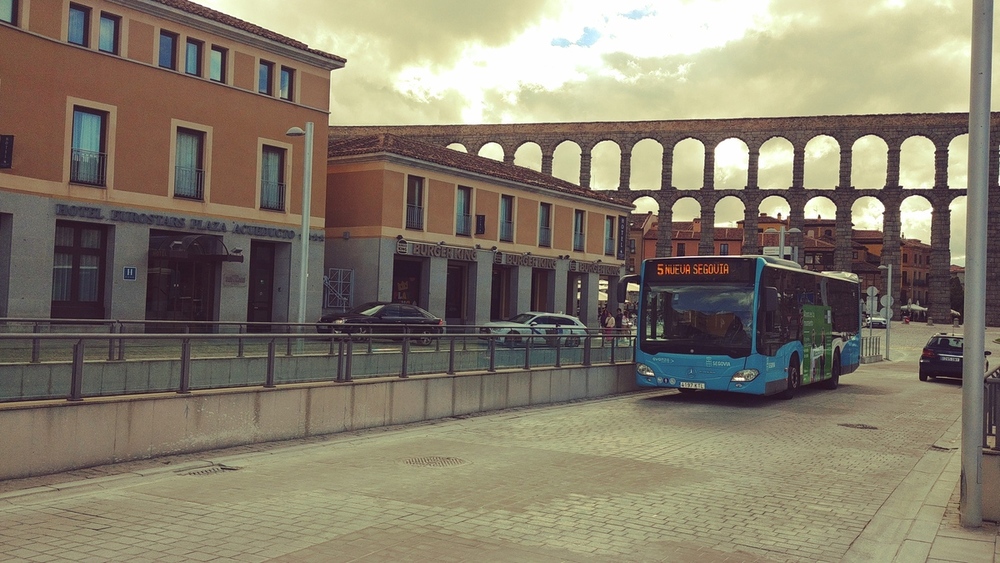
[146,231,244,330]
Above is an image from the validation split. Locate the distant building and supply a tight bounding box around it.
[322,134,634,327]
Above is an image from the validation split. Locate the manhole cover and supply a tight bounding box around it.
[838,423,878,430]
[401,456,469,468]
[178,464,241,476]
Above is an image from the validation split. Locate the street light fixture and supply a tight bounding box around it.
[286,122,314,330]
[764,225,802,261]
[879,263,893,361]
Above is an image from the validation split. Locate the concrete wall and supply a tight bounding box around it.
[0,364,638,480]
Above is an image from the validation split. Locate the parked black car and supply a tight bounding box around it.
[316,302,445,345]
[919,333,990,382]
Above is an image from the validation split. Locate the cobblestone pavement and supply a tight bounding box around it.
[0,323,998,562]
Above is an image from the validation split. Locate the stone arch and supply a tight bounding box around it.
[900,194,932,243]
[478,142,504,162]
[899,193,932,309]
[673,138,705,190]
[804,135,840,189]
[630,138,664,190]
[851,196,886,237]
[714,137,749,190]
[590,140,622,190]
[950,194,968,266]
[758,136,794,189]
[513,142,542,171]
[632,195,659,214]
[714,195,746,227]
[851,135,888,189]
[671,196,701,256]
[552,140,582,185]
[948,134,969,189]
[900,136,935,189]
[804,196,836,228]
[447,142,468,153]
[759,194,791,221]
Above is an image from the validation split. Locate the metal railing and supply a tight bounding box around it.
[861,335,882,358]
[0,319,634,403]
[984,366,1000,450]
[70,148,107,186]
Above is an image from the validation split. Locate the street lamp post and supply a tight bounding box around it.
[879,263,893,361]
[286,122,314,331]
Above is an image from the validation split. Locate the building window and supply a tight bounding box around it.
[1,0,17,25]
[573,210,585,252]
[159,30,177,69]
[258,60,273,95]
[68,4,90,46]
[279,66,294,101]
[902,253,908,263]
[174,128,204,200]
[628,239,636,254]
[538,203,552,247]
[209,45,227,82]
[260,146,285,211]
[720,243,729,256]
[499,195,514,242]
[185,39,203,76]
[604,216,615,256]
[51,221,106,319]
[70,107,107,186]
[98,13,120,54]
[406,176,424,230]
[456,186,472,236]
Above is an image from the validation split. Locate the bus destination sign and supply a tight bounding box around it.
[646,258,754,283]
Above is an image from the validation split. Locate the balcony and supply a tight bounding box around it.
[406,204,424,230]
[538,226,551,247]
[456,213,472,236]
[174,166,205,200]
[70,149,107,187]
[500,220,513,242]
[260,181,285,211]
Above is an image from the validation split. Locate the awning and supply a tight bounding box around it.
[149,234,244,263]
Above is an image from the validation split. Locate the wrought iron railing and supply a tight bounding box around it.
[174,166,205,200]
[406,205,423,230]
[70,148,107,186]
[260,181,286,211]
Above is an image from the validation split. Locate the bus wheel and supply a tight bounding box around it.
[779,360,801,400]
[823,351,841,390]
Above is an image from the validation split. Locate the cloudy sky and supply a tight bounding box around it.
[206,0,986,265]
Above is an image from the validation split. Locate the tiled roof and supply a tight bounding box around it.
[151,0,346,64]
[327,134,633,208]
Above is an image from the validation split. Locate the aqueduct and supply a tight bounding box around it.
[329,112,1000,327]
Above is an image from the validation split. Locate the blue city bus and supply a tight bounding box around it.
[619,256,861,398]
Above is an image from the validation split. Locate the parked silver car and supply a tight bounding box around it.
[479,312,588,347]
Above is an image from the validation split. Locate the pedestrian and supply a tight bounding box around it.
[614,308,624,346]
[602,308,616,346]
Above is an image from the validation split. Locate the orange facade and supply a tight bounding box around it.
[0,0,343,323]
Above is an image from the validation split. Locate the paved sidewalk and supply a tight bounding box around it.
[0,322,998,562]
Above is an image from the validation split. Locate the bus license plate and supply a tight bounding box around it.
[679,381,705,389]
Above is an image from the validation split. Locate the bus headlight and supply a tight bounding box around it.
[731,369,759,382]
[637,363,655,377]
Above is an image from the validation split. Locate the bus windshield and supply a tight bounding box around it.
[641,283,754,357]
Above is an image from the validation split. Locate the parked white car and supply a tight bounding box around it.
[479,312,588,347]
